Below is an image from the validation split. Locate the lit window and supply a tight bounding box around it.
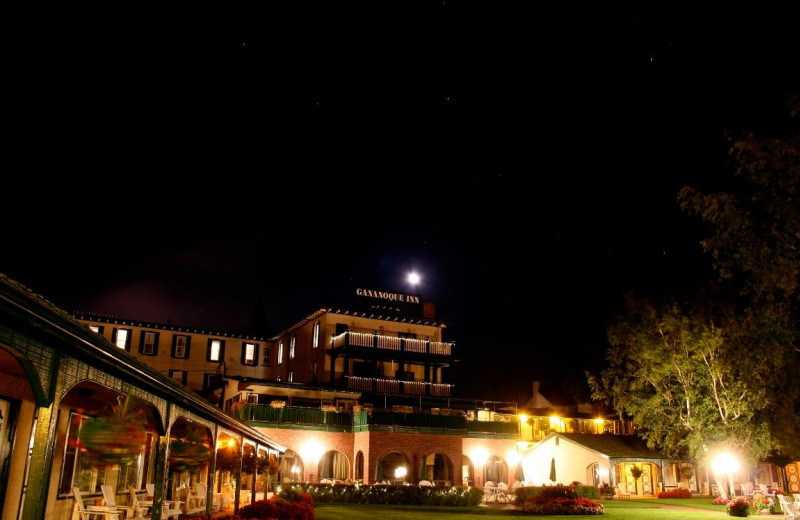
[288,370,293,382]
[312,322,320,349]
[312,361,318,377]
[262,348,272,366]
[290,335,296,359]
[242,342,257,365]
[278,341,284,365]
[207,339,225,362]
[113,328,131,350]
[88,325,103,334]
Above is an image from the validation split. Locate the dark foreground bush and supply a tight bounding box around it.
[284,483,483,506]
[522,497,604,515]
[239,489,315,520]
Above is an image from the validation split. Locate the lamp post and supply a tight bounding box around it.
[301,441,324,483]
[470,448,488,489]
[712,452,740,499]
[394,466,407,485]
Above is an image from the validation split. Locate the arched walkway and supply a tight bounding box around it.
[319,450,350,481]
[279,449,303,484]
[375,451,410,484]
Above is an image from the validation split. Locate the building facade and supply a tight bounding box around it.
[3,275,798,520]
[0,275,284,520]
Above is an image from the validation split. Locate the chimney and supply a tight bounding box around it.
[532,381,541,408]
[423,301,436,319]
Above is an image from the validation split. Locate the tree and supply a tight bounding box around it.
[589,95,800,499]
[587,293,773,500]
[677,95,800,458]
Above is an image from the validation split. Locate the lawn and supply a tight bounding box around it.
[314,499,729,520]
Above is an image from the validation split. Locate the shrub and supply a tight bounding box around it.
[522,496,604,515]
[239,490,315,520]
[727,497,751,517]
[658,489,693,498]
[279,483,483,507]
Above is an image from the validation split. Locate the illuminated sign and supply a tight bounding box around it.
[355,288,421,304]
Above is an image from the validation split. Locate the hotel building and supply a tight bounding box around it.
[1,275,797,520]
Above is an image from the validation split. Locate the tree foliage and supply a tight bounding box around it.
[588,293,773,465]
[589,94,800,466]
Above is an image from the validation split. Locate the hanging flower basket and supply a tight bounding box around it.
[75,395,148,468]
[216,445,240,473]
[169,428,212,472]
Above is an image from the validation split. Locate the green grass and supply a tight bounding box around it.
[313,499,729,520]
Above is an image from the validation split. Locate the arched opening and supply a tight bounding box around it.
[0,344,39,513]
[355,451,364,483]
[56,383,161,499]
[215,434,240,508]
[240,441,257,506]
[256,446,278,499]
[418,453,452,485]
[375,451,410,484]
[485,455,508,485]
[279,449,303,484]
[319,450,350,482]
[168,418,212,504]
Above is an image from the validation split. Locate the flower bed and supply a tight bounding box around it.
[658,488,693,498]
[239,488,315,520]
[727,496,752,517]
[522,497,604,515]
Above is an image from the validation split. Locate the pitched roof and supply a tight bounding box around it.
[556,433,670,460]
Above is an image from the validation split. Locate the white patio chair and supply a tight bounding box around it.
[777,494,798,519]
[187,483,207,513]
[98,485,135,520]
[127,486,149,520]
[483,481,496,502]
[496,482,511,502]
[73,487,120,520]
[616,482,631,499]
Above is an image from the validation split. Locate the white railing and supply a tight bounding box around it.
[428,341,451,355]
[376,379,400,393]
[345,377,452,397]
[376,335,401,350]
[348,331,374,347]
[404,338,426,353]
[332,331,454,355]
[429,384,452,397]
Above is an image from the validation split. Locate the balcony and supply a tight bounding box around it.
[235,404,519,437]
[330,330,454,359]
[345,376,451,396]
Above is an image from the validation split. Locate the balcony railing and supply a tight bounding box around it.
[237,404,515,434]
[234,404,632,439]
[346,376,451,396]
[331,331,453,357]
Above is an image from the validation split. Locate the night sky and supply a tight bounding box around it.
[5,6,798,404]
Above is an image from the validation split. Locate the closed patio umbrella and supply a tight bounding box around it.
[374,456,383,482]
[549,458,557,483]
[419,453,427,481]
